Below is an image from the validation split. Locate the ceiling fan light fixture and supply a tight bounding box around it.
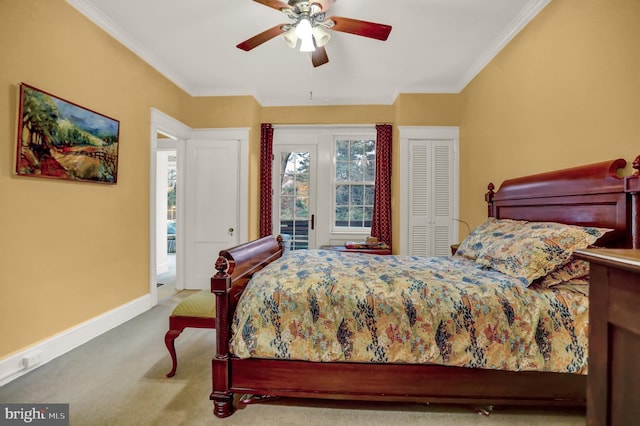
[299,35,316,52]
[282,27,298,49]
[295,18,315,52]
[295,18,313,40]
[312,25,331,47]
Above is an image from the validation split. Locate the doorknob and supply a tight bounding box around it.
[228,227,234,236]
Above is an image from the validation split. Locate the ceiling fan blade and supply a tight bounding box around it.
[329,16,392,41]
[311,46,329,67]
[236,24,287,51]
[311,0,336,12]
[253,0,291,12]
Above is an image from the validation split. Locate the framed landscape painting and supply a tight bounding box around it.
[15,83,120,184]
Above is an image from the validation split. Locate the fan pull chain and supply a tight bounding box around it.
[308,61,313,102]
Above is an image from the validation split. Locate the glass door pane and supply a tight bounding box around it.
[275,148,315,250]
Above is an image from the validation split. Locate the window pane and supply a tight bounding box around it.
[293,152,309,171]
[335,206,348,227]
[350,185,363,205]
[364,160,376,181]
[349,161,363,181]
[336,140,349,161]
[295,174,309,197]
[364,184,375,205]
[280,172,294,195]
[295,198,308,218]
[349,206,364,227]
[351,140,365,159]
[335,161,349,181]
[280,196,294,220]
[365,140,376,157]
[336,184,349,205]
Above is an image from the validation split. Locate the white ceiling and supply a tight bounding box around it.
[66,0,550,106]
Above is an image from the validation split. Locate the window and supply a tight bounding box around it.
[334,138,376,232]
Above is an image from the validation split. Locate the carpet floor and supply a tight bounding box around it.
[0,291,586,425]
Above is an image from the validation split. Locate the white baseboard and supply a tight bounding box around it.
[0,294,152,387]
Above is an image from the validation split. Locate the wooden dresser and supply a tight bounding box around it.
[573,249,640,426]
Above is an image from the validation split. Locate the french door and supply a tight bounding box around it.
[272,144,317,250]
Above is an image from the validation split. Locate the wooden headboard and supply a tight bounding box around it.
[486,157,640,248]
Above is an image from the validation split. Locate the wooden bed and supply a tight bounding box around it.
[209,157,640,418]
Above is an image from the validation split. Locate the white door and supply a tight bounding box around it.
[408,140,455,256]
[183,137,241,289]
[400,126,459,256]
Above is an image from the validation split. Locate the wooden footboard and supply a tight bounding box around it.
[210,156,640,418]
[210,235,284,417]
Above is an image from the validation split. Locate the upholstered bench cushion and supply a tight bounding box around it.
[165,290,216,377]
[171,290,215,318]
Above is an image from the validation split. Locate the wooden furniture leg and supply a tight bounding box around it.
[164,290,216,378]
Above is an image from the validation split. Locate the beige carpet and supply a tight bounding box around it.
[0,291,586,425]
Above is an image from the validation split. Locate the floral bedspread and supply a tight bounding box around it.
[230,250,588,374]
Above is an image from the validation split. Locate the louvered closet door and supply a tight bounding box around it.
[408,140,454,256]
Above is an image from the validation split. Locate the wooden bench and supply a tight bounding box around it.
[164,290,216,377]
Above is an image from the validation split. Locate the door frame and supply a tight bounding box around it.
[150,108,249,305]
[150,109,189,306]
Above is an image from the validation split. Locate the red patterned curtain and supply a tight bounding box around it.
[259,123,274,238]
[371,124,392,247]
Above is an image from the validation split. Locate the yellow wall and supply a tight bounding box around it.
[394,94,464,126]
[2,0,639,361]
[458,0,640,229]
[0,0,201,355]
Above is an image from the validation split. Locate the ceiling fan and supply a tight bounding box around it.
[236,0,392,67]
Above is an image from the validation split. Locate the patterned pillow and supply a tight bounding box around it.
[454,218,526,261]
[474,222,610,285]
[547,281,590,296]
[536,258,590,288]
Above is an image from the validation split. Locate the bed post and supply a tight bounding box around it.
[210,255,234,418]
[625,155,640,248]
[485,182,496,217]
